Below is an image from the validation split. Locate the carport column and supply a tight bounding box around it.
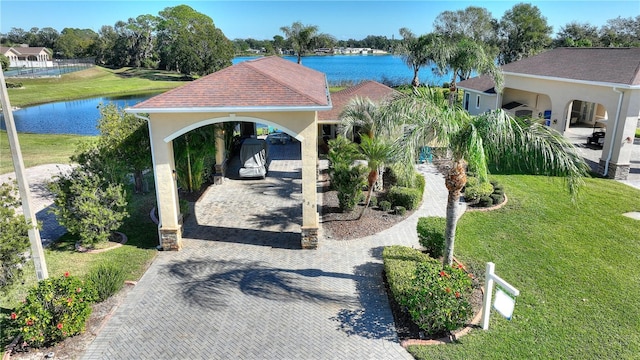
[300,117,319,249]
[149,120,183,250]
[214,127,226,184]
[599,90,639,180]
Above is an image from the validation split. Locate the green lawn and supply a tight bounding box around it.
[6,66,186,108]
[0,131,95,174]
[635,128,640,138]
[409,175,640,359]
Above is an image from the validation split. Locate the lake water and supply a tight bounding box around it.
[233,55,450,86]
[2,55,448,135]
[0,94,154,135]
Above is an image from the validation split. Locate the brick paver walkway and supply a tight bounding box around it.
[81,142,455,359]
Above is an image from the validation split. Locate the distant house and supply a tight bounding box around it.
[318,80,398,146]
[458,47,640,180]
[0,45,53,68]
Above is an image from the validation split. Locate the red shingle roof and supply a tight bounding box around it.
[131,56,330,111]
[503,47,640,86]
[319,81,398,121]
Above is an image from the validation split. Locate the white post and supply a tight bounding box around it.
[0,67,49,280]
[482,262,520,330]
[481,262,495,330]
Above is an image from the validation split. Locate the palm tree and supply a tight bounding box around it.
[358,134,394,219]
[398,29,448,88]
[387,88,589,266]
[440,37,503,107]
[280,21,319,64]
[340,96,401,191]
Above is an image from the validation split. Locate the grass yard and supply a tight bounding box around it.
[409,175,640,359]
[0,131,94,174]
[6,66,186,108]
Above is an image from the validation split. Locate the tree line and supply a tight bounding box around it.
[1,3,638,75]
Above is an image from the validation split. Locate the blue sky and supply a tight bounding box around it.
[1,1,638,40]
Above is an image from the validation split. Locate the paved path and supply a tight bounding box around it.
[0,163,71,246]
[82,142,457,360]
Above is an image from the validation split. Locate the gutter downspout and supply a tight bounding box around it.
[604,88,624,177]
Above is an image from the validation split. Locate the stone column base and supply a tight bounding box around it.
[159,226,182,251]
[301,226,318,249]
[598,160,630,180]
[214,163,226,185]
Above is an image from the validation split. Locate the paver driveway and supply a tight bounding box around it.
[82,141,452,360]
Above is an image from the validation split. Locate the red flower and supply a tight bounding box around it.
[76,287,82,293]
[26,319,33,326]
[455,292,461,298]
[57,323,63,330]
[64,272,70,278]
[445,287,451,293]
[457,264,464,269]
[439,270,447,277]
[10,313,17,320]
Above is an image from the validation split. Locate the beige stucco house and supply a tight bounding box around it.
[126,56,331,251]
[459,47,640,180]
[0,45,53,67]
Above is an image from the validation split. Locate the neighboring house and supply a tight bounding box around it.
[458,47,640,180]
[318,80,398,145]
[0,45,53,68]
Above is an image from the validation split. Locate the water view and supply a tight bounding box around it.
[3,55,448,135]
[0,94,154,135]
[233,55,450,86]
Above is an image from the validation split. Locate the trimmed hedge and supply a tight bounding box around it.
[387,186,421,210]
[417,217,446,258]
[382,245,438,305]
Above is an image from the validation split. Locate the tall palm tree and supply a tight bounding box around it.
[440,37,503,107]
[398,29,448,88]
[280,21,319,64]
[387,88,588,266]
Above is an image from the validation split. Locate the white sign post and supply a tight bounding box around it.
[481,262,519,330]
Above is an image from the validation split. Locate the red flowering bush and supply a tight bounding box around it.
[404,262,473,335]
[9,272,97,348]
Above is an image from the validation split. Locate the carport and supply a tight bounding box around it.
[126,56,332,250]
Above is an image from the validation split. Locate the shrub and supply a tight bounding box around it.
[405,262,474,335]
[6,82,23,88]
[379,200,392,211]
[493,187,505,196]
[0,181,32,290]
[369,196,378,208]
[10,272,97,348]
[464,181,494,202]
[48,167,129,247]
[387,186,421,210]
[478,196,493,207]
[382,246,438,305]
[85,263,127,302]
[333,163,367,212]
[417,217,446,258]
[490,193,505,205]
[394,206,407,216]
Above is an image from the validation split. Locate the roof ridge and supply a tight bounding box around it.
[244,57,327,106]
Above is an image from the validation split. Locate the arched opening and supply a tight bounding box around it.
[500,88,551,122]
[163,117,306,249]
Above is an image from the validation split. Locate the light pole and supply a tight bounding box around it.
[0,67,48,281]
